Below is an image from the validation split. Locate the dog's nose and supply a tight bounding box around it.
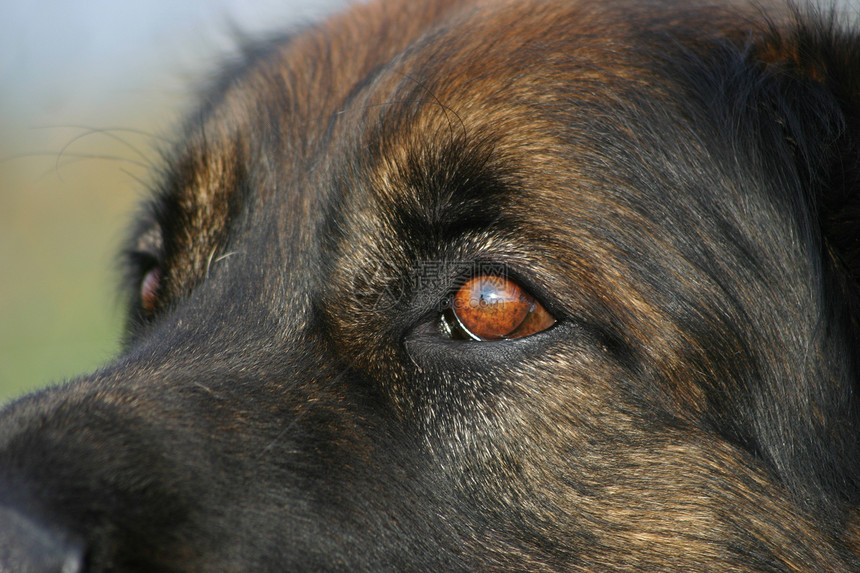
[0,506,84,573]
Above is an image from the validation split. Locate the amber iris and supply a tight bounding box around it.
[140,267,161,313]
[451,275,555,340]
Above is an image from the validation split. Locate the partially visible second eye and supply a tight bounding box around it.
[140,266,162,313]
[441,275,556,341]
[129,223,164,316]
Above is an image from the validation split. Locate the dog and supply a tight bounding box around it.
[2,0,860,570]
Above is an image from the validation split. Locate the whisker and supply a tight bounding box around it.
[55,127,160,174]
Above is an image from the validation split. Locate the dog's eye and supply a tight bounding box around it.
[442,275,556,340]
[140,266,162,313]
[128,223,164,316]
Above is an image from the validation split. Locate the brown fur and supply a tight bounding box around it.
[2,1,860,570]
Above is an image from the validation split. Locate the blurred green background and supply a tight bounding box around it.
[0,119,162,402]
[0,1,342,403]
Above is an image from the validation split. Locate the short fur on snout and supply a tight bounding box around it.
[2,0,860,571]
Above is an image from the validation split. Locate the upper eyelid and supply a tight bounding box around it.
[412,260,553,310]
[463,266,554,308]
[133,225,163,258]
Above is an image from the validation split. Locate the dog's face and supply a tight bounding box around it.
[3,0,860,570]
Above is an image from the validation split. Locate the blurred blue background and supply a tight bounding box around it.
[0,0,345,401]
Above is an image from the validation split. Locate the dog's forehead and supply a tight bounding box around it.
[178,5,595,209]
[157,0,764,298]
[181,0,754,202]
[156,2,473,272]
